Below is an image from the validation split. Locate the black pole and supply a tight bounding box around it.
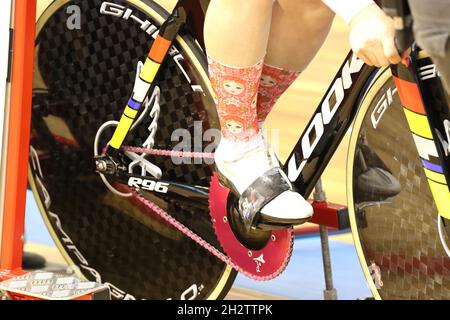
[314,179,338,300]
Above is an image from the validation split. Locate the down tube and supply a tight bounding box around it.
[283,52,376,198]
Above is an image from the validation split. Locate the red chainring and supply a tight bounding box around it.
[209,173,294,279]
[104,146,294,280]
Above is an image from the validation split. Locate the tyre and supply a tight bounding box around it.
[347,65,450,299]
[29,0,236,300]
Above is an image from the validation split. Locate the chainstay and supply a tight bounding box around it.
[122,146,215,159]
[111,145,293,280]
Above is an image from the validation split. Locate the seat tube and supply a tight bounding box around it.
[107,0,185,156]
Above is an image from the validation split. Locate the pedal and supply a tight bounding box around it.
[0,271,110,300]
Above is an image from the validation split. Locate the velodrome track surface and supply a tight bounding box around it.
[29,0,371,299]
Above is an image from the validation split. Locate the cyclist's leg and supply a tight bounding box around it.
[204,0,273,67]
[257,0,335,125]
[204,0,272,146]
[204,0,313,226]
[408,0,450,94]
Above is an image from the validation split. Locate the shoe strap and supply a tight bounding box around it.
[238,167,292,230]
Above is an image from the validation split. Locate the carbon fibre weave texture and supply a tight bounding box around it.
[31,0,231,300]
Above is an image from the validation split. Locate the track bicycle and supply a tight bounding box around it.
[29,0,450,300]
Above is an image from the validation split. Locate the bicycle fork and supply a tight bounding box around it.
[392,48,450,221]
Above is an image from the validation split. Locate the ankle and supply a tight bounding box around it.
[216,134,264,162]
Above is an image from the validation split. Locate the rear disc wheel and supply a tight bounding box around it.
[30,0,236,300]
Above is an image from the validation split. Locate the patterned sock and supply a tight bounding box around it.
[207,56,263,144]
[257,63,300,126]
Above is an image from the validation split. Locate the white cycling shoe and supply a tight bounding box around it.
[215,135,313,230]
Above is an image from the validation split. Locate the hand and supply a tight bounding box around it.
[349,4,402,67]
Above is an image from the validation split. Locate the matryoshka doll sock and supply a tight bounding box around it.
[207,56,264,160]
[257,63,300,128]
[207,56,313,222]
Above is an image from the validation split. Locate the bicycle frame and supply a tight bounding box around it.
[102,0,378,201]
[102,0,448,211]
[286,44,450,217]
[283,54,376,197]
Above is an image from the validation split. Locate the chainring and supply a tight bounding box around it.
[209,173,294,280]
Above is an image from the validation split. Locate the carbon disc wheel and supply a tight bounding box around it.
[347,65,450,299]
[29,0,236,300]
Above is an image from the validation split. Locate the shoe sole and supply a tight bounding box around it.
[258,214,312,229]
[215,167,310,230]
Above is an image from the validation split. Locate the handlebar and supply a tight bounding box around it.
[380,0,414,53]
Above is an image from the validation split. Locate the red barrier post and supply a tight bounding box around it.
[0,0,37,275]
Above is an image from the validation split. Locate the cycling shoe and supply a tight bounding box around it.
[215,138,313,230]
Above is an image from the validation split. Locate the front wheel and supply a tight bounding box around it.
[347,66,450,299]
